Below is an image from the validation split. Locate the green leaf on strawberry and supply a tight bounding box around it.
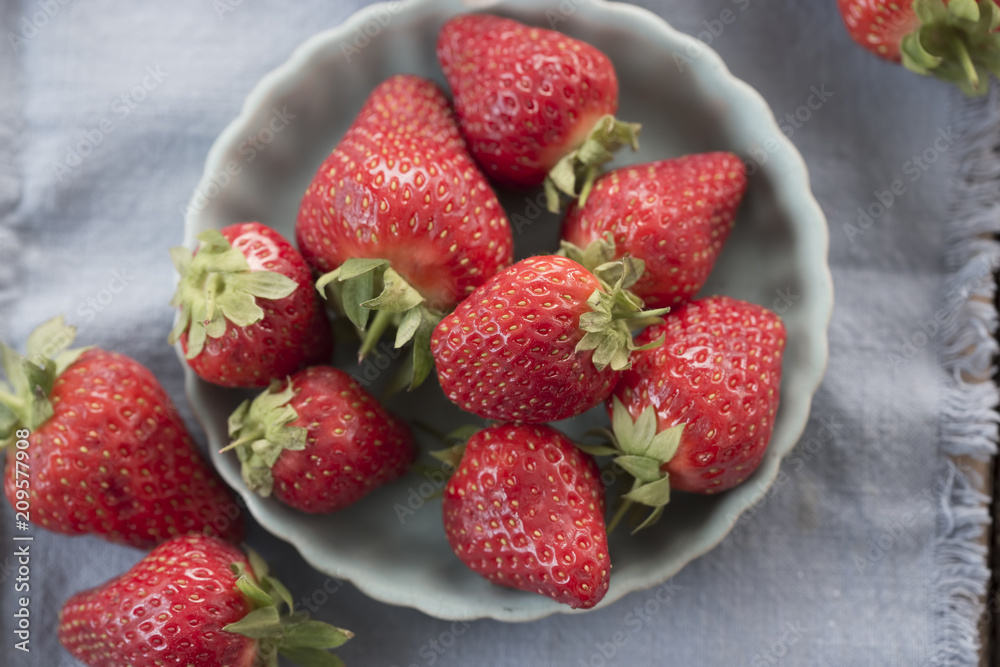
[0,316,90,447]
[901,0,1000,96]
[169,229,299,359]
[544,115,641,213]
[562,237,670,372]
[222,548,353,667]
[224,381,308,497]
[317,257,441,390]
[602,397,684,534]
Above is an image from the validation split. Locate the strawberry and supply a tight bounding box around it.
[58,533,353,667]
[602,297,785,529]
[442,423,609,609]
[169,222,332,388]
[1,318,243,548]
[837,0,1000,95]
[298,74,513,388]
[561,154,747,309]
[224,365,415,513]
[437,14,640,210]
[431,254,666,423]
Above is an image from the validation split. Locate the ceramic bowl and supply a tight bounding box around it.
[179,0,833,622]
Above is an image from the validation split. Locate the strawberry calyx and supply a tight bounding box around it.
[0,317,89,448]
[168,230,299,359]
[902,0,1000,96]
[222,380,307,497]
[316,258,441,390]
[561,237,670,371]
[544,115,641,213]
[599,397,684,534]
[224,547,353,667]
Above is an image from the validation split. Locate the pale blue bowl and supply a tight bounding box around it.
[179,0,833,622]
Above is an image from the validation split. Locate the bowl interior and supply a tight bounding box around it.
[184,0,831,621]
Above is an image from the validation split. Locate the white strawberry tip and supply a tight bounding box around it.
[0,316,90,448]
[168,229,299,359]
[316,258,440,390]
[222,379,307,498]
[603,397,684,534]
[544,114,641,213]
[902,0,1000,96]
[223,547,353,667]
[561,236,670,372]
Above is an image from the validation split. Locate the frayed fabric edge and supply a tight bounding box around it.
[934,85,1000,666]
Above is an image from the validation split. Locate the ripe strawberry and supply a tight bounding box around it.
[169,222,332,388]
[561,154,747,309]
[431,254,666,423]
[837,0,1000,95]
[59,533,353,667]
[224,365,415,513]
[0,318,242,548]
[298,74,513,387]
[603,297,785,528]
[437,14,640,210]
[442,423,609,609]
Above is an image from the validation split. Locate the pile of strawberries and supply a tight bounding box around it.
[0,13,787,667]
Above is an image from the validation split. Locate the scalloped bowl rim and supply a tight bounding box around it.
[179,0,833,622]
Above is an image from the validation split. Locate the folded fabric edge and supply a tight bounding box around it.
[936,85,1000,666]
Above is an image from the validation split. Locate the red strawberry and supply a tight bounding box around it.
[437,14,640,210]
[169,222,332,388]
[298,75,513,387]
[431,254,666,423]
[1,318,243,549]
[561,154,747,309]
[58,534,353,667]
[837,0,1000,95]
[224,365,415,513]
[442,423,609,609]
[604,297,785,528]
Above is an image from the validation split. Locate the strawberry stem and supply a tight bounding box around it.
[359,308,394,361]
[952,34,981,91]
[606,487,636,535]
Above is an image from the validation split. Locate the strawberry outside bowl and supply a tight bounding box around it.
[177,0,833,621]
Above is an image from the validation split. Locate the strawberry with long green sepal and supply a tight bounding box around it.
[442,423,610,609]
[431,254,667,423]
[224,366,415,513]
[58,534,353,667]
[299,75,513,389]
[437,14,640,211]
[1,318,243,548]
[609,297,785,523]
[169,223,332,388]
[838,0,1000,95]
[561,154,747,309]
